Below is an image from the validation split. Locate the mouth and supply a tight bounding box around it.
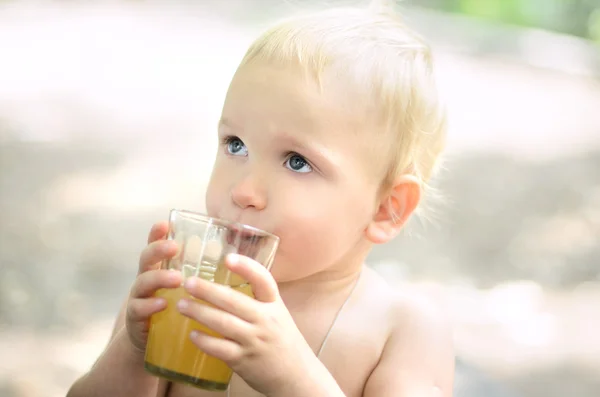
[224,232,260,263]
[225,227,263,244]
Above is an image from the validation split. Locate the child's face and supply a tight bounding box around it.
[206,61,383,282]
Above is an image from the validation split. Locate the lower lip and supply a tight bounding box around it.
[226,230,260,243]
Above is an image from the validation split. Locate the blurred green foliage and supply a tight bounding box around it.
[413,0,600,42]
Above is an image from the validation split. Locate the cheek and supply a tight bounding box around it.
[205,186,220,217]
[205,163,228,217]
[270,183,372,277]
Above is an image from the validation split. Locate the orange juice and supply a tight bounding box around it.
[144,284,253,390]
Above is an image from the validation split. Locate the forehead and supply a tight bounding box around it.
[225,63,333,129]
[222,62,379,149]
[221,62,391,179]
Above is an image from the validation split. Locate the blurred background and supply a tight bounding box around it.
[0,1,599,396]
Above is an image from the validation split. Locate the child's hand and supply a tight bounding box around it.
[177,254,317,395]
[126,222,182,352]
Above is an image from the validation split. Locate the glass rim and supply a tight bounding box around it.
[170,209,279,242]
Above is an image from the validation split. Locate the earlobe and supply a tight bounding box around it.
[365,222,396,244]
[365,175,421,244]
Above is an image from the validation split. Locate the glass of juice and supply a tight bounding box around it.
[144,209,279,391]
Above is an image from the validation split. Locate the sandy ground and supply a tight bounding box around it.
[0,2,599,397]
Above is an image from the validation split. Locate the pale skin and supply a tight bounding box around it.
[68,61,454,397]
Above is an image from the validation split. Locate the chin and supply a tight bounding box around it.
[268,266,290,283]
[269,261,324,284]
[268,265,304,284]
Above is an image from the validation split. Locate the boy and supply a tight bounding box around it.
[68,3,454,397]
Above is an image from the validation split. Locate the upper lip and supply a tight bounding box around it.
[231,227,255,238]
[218,213,275,238]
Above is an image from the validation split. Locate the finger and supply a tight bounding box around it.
[147,221,169,244]
[127,297,168,323]
[184,277,259,323]
[226,254,279,302]
[131,269,182,298]
[189,329,243,364]
[177,298,253,343]
[138,239,178,274]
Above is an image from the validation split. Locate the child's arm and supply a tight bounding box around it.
[362,291,455,397]
[68,222,181,397]
[67,303,160,397]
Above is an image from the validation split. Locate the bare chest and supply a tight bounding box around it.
[162,271,393,397]
[163,302,388,397]
[163,326,385,397]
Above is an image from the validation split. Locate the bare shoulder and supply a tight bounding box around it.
[391,282,454,338]
[362,269,455,397]
[360,267,452,327]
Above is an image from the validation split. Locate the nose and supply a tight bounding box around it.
[230,173,267,211]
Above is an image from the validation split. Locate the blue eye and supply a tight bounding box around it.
[226,137,248,156]
[285,154,312,173]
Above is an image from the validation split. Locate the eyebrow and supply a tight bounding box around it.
[218,117,339,172]
[218,118,238,131]
[277,132,339,171]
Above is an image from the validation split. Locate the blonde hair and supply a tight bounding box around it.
[238,1,446,196]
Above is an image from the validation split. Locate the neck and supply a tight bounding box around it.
[276,256,364,311]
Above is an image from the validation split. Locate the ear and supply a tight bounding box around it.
[365,175,421,244]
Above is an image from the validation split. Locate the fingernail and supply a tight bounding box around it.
[227,253,240,265]
[190,330,199,340]
[185,277,197,289]
[162,242,176,254]
[167,270,180,281]
[177,299,188,310]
